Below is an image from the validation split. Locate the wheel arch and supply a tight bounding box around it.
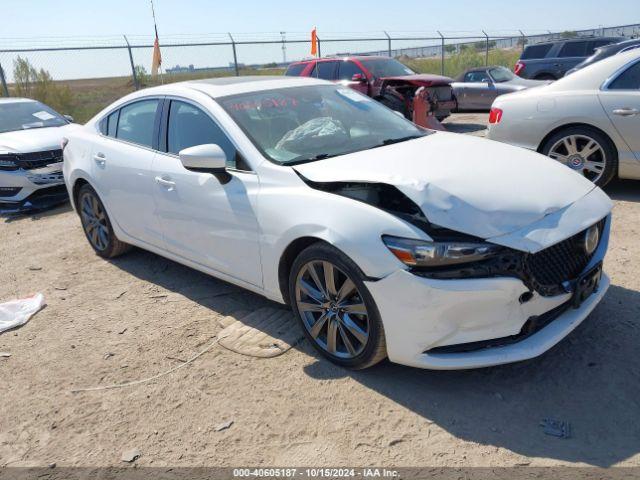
[71,177,90,212]
[277,236,328,305]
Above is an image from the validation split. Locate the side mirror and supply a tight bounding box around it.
[351,73,366,83]
[64,114,74,123]
[179,144,231,184]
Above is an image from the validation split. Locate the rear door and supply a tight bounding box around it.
[599,59,640,161]
[151,98,263,286]
[90,98,164,247]
[556,41,589,76]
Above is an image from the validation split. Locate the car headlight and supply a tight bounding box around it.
[382,235,502,268]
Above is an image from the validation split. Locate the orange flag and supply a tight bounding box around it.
[310,27,318,57]
[152,34,162,76]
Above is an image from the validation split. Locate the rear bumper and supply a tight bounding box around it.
[366,270,609,370]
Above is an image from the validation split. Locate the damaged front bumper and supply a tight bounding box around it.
[0,165,68,214]
[366,214,611,370]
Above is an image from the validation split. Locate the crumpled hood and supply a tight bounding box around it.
[294,132,606,243]
[0,124,77,154]
[381,73,453,87]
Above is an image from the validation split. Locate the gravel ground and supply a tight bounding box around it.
[1,113,639,468]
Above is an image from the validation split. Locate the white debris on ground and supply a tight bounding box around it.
[0,293,45,334]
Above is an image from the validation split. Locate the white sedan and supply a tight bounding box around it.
[63,76,611,370]
[487,49,640,187]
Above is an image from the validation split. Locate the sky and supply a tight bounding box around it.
[1,0,638,80]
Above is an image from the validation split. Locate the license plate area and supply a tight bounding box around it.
[572,263,602,308]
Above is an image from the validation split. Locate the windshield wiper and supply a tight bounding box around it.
[373,134,424,149]
[287,153,336,165]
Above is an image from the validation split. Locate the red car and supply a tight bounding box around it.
[285,56,456,121]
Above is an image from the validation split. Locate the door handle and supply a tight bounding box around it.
[93,153,106,167]
[155,176,176,189]
[612,108,640,117]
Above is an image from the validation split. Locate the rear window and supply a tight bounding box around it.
[521,43,553,59]
[285,63,306,76]
[558,41,589,57]
[609,61,640,90]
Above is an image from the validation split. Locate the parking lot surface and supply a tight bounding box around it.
[1,113,639,468]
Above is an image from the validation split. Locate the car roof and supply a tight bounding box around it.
[527,36,624,47]
[292,55,390,65]
[132,75,329,99]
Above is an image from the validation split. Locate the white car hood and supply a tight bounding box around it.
[0,124,76,153]
[294,132,611,251]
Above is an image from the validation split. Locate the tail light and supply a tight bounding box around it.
[514,61,525,76]
[489,108,503,124]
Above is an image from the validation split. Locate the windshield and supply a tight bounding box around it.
[359,58,415,78]
[0,101,67,134]
[218,85,428,164]
[488,66,515,82]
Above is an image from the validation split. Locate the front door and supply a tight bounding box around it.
[152,99,263,287]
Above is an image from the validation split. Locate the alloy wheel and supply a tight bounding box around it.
[295,260,370,359]
[548,134,606,183]
[80,192,110,251]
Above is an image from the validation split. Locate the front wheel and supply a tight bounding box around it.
[78,184,132,258]
[289,243,387,369]
[541,126,617,186]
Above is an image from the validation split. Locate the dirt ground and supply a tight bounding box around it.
[1,114,639,468]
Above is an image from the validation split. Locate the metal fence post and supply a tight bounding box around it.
[384,31,392,57]
[123,36,139,90]
[0,62,9,97]
[519,30,526,52]
[228,33,239,76]
[482,30,489,66]
[437,31,444,76]
[317,35,322,58]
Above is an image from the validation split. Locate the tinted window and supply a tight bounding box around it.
[521,43,553,59]
[559,41,588,57]
[285,63,306,76]
[167,100,237,168]
[609,61,640,90]
[107,111,119,137]
[309,61,338,80]
[464,71,490,82]
[338,61,365,80]
[116,99,159,147]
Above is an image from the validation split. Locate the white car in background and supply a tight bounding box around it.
[0,98,76,213]
[487,49,640,187]
[63,76,611,370]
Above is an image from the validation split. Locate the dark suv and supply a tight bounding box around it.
[514,37,624,80]
[285,56,456,120]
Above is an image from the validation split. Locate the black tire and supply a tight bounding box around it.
[541,126,617,187]
[288,242,387,369]
[77,184,132,258]
[377,93,409,119]
[534,73,557,81]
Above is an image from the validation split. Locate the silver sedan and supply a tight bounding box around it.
[487,49,640,187]
[452,66,549,111]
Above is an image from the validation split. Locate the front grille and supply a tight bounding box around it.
[0,149,63,170]
[524,220,604,296]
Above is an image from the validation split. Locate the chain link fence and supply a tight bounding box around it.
[1,24,638,122]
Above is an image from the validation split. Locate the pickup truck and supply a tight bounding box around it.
[514,37,624,80]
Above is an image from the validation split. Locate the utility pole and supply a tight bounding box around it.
[280,31,287,64]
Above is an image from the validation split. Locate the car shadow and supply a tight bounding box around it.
[108,249,639,467]
[303,283,640,467]
[1,202,72,223]
[604,178,640,202]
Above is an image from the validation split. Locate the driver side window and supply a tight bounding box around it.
[166,100,246,169]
